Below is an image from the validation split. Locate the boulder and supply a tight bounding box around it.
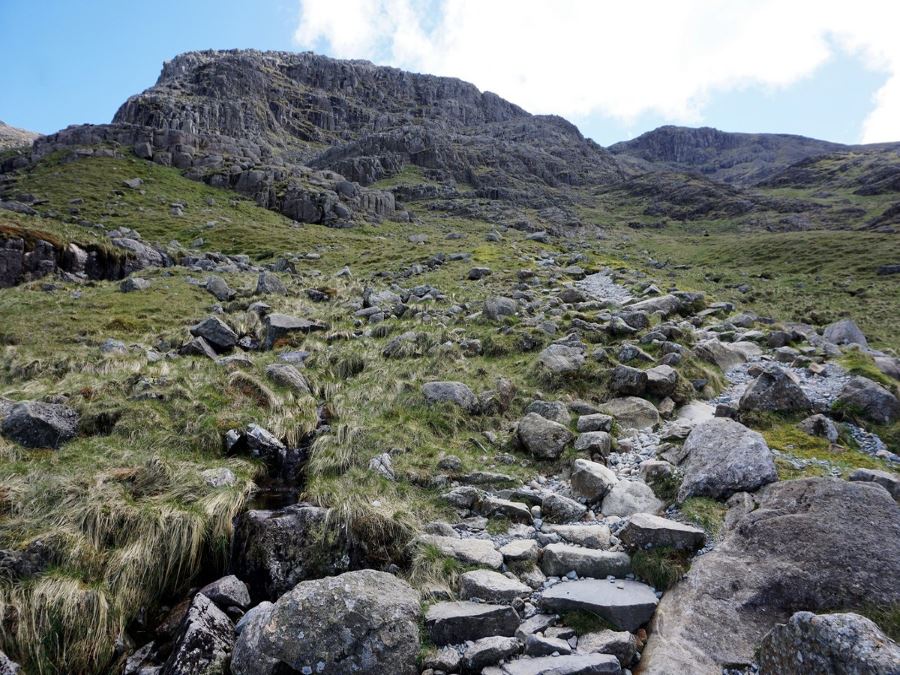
[255,270,287,295]
[264,363,311,394]
[640,478,900,674]
[645,365,678,398]
[835,376,900,425]
[205,275,235,301]
[739,365,811,413]
[758,611,900,675]
[677,418,777,501]
[822,318,867,347]
[576,413,613,433]
[190,316,238,352]
[262,313,326,350]
[597,397,659,430]
[426,601,520,646]
[478,495,533,524]
[525,399,571,426]
[500,653,621,675]
[120,277,151,292]
[484,296,518,320]
[573,431,613,457]
[627,294,681,316]
[524,633,572,656]
[162,593,234,675]
[540,544,631,578]
[198,575,251,611]
[1,401,79,449]
[849,468,900,500]
[0,651,20,675]
[542,493,587,523]
[459,569,531,603]
[541,523,611,549]
[797,413,839,443]
[422,381,479,413]
[228,504,343,601]
[619,513,705,551]
[571,459,618,502]
[418,534,503,569]
[537,343,585,375]
[601,480,663,517]
[517,412,573,459]
[499,539,540,563]
[609,365,647,396]
[694,338,747,371]
[541,578,659,631]
[231,570,420,675]
[462,636,521,673]
[577,629,637,666]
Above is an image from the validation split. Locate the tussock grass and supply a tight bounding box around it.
[632,547,692,590]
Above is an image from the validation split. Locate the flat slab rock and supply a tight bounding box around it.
[459,569,531,603]
[418,534,503,569]
[540,578,659,631]
[426,601,520,646]
[540,543,631,578]
[498,653,622,674]
[619,513,705,552]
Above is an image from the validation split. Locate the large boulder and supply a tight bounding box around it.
[822,318,868,347]
[190,316,238,352]
[422,381,479,413]
[541,578,659,631]
[694,338,747,371]
[609,365,647,396]
[849,468,900,500]
[484,296,518,320]
[640,478,900,674]
[597,397,659,430]
[571,458,619,502]
[517,412,573,459]
[162,593,234,675]
[835,376,900,425]
[537,343,585,375]
[231,570,421,675]
[1,401,79,449]
[739,365,811,413]
[619,513,705,552]
[262,313,326,349]
[426,601,519,646]
[228,504,346,601]
[677,418,777,501]
[540,544,631,578]
[758,611,900,675]
[601,480,663,517]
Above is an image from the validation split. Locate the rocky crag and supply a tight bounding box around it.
[0,50,897,675]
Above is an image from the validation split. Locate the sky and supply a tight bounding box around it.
[2,0,900,146]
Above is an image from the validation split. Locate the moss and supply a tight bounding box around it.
[838,350,898,391]
[764,424,897,476]
[680,497,727,536]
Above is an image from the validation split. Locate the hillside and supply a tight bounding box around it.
[0,121,40,151]
[0,50,898,675]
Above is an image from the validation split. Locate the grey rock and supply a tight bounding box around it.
[677,418,777,501]
[460,569,532,603]
[255,270,287,295]
[368,452,395,480]
[204,275,235,301]
[525,633,572,656]
[597,397,659,430]
[484,296,518,320]
[518,412,574,460]
[798,413,839,443]
[525,399,571,426]
[542,523,611,549]
[468,266,492,280]
[610,365,647,396]
[462,636,522,673]
[540,544,631,578]
[426,601,520,646]
[542,493,587,523]
[264,363,311,394]
[417,534,503,569]
[577,629,637,666]
[231,570,420,675]
[478,495,533,524]
[849,468,900,500]
[571,459,619,502]
[537,343,585,375]
[500,653,621,674]
[515,614,558,641]
[619,513,705,551]
[645,365,678,397]
[190,316,238,352]
[694,338,748,371]
[161,593,234,675]
[758,611,900,675]
[640,478,900,674]
[573,431,613,457]
[835,376,900,425]
[541,578,659,631]
[500,539,540,563]
[823,318,868,347]
[423,646,461,673]
[601,480,664,517]
[576,414,613,433]
[200,467,236,488]
[422,380,478,413]
[262,313,326,350]
[120,277,151,292]
[1,401,79,449]
[198,575,251,611]
[739,365,811,413]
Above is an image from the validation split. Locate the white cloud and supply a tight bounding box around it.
[294,0,900,143]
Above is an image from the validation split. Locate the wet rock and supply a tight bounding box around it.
[231,570,420,675]
[541,578,659,631]
[601,480,664,517]
[1,401,79,449]
[426,601,520,646]
[677,418,777,501]
[518,412,573,460]
[423,381,479,413]
[758,611,900,675]
[640,478,900,674]
[619,513,705,551]
[540,544,631,578]
[161,593,234,675]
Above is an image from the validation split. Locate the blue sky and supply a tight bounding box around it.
[2,0,897,146]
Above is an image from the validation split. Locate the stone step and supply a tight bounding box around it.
[459,569,532,603]
[417,534,503,569]
[497,653,622,674]
[540,578,659,631]
[425,601,520,646]
[540,543,631,578]
[619,512,705,551]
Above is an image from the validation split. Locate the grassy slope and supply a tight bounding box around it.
[0,153,897,672]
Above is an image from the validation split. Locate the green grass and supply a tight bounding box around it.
[632,547,692,590]
[763,424,898,478]
[679,497,727,537]
[560,609,617,635]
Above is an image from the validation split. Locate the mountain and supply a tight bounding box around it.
[0,121,40,151]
